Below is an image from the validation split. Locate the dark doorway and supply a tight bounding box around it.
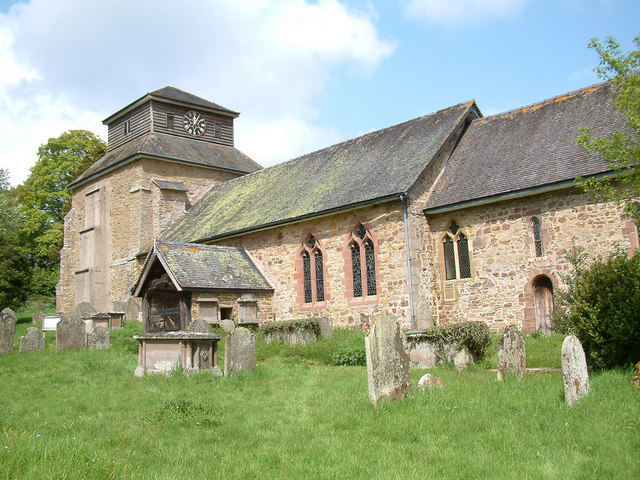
[532,275,554,333]
[220,307,233,321]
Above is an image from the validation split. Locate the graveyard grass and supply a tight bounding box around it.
[1,316,639,479]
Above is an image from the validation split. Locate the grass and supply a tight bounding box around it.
[1,321,638,479]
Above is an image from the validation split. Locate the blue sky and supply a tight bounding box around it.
[0,0,638,185]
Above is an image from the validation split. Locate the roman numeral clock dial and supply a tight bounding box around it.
[183,110,206,136]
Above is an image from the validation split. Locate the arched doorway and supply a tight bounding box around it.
[532,275,554,333]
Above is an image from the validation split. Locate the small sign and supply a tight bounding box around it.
[42,314,61,331]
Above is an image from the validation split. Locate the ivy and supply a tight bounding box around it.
[406,321,492,361]
[261,317,322,337]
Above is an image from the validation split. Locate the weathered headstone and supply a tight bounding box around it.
[0,309,17,354]
[417,373,443,390]
[365,312,411,405]
[76,302,96,319]
[188,318,212,333]
[224,327,256,375]
[497,325,526,381]
[561,335,590,406]
[125,296,141,322]
[32,306,45,325]
[221,319,236,334]
[56,313,86,351]
[318,317,334,338]
[87,326,110,350]
[632,362,640,389]
[19,327,45,353]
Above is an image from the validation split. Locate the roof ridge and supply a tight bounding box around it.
[476,81,610,124]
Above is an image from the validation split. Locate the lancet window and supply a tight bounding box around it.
[300,234,325,304]
[532,217,543,257]
[348,223,377,297]
[442,220,471,280]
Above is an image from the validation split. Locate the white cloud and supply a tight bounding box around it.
[0,0,395,185]
[406,0,529,25]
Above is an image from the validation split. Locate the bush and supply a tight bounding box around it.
[406,321,492,361]
[331,345,366,366]
[553,248,640,369]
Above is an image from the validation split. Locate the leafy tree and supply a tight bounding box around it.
[0,169,30,310]
[553,248,640,369]
[16,130,106,266]
[577,34,640,223]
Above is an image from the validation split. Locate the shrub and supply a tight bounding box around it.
[331,345,366,366]
[406,321,492,361]
[553,248,640,369]
[261,318,321,337]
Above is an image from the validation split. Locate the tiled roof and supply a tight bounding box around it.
[69,132,263,189]
[424,82,625,212]
[163,101,478,243]
[149,87,239,116]
[134,241,272,294]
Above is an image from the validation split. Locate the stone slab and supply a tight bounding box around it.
[87,326,110,350]
[224,327,257,375]
[562,335,590,406]
[188,318,212,333]
[56,313,86,351]
[417,374,443,390]
[497,325,526,380]
[365,313,411,405]
[0,309,17,354]
[20,327,45,353]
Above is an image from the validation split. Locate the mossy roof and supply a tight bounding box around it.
[425,82,626,212]
[69,132,262,189]
[163,101,477,243]
[133,241,272,295]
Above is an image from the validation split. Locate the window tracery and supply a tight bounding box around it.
[299,233,325,304]
[532,217,543,257]
[347,222,377,298]
[442,220,471,280]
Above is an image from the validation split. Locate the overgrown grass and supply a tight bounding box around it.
[1,324,638,479]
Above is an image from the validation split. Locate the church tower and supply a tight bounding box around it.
[57,87,261,313]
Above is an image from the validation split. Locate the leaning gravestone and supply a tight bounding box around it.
[56,313,86,352]
[497,325,526,381]
[561,335,590,406]
[32,306,45,325]
[365,312,411,405]
[0,309,17,354]
[224,327,257,375]
[87,326,110,350]
[20,327,45,353]
[188,318,212,334]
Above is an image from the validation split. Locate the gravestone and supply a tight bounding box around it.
[221,319,236,334]
[318,317,334,338]
[87,326,110,350]
[76,302,96,319]
[561,335,590,406]
[56,313,86,351]
[188,318,212,334]
[32,306,45,325]
[19,327,45,353]
[497,325,526,380]
[0,309,17,354]
[365,312,411,405]
[224,327,256,375]
[417,373,443,390]
[125,296,141,322]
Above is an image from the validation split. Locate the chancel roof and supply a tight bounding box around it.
[163,101,478,243]
[69,132,262,189]
[424,82,625,213]
[133,241,272,296]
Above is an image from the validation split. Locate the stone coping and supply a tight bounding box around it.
[134,332,222,341]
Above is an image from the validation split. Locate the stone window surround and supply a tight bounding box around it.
[342,217,382,306]
[435,220,475,303]
[295,228,329,310]
[520,269,557,333]
[622,219,639,258]
[525,213,550,259]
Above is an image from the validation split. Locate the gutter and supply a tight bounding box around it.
[401,194,416,329]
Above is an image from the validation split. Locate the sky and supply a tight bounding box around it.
[0,0,638,186]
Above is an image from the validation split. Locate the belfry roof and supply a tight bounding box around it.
[163,101,479,243]
[69,132,262,189]
[424,82,625,213]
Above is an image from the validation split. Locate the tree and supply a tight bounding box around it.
[15,130,106,296]
[0,168,30,310]
[577,34,640,224]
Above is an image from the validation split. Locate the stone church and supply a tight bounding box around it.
[56,82,638,332]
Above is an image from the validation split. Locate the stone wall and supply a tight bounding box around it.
[190,291,273,325]
[424,187,635,331]
[214,202,412,327]
[57,157,243,314]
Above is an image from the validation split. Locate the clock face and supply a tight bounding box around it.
[183,110,206,136]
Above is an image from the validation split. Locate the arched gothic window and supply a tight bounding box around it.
[442,220,471,280]
[532,217,543,257]
[300,234,325,304]
[348,224,377,297]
